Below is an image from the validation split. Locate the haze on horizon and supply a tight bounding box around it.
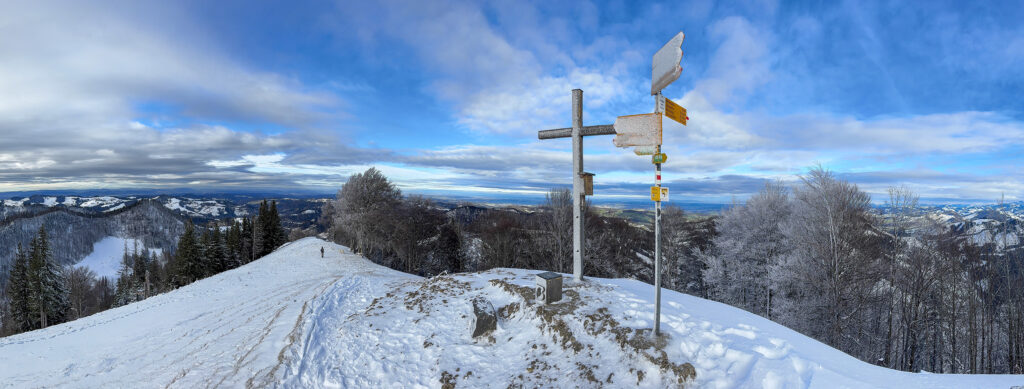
[1,0,1022,204]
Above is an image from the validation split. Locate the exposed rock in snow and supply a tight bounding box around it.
[471,297,497,338]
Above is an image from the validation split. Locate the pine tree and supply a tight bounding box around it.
[5,243,32,333]
[173,221,202,287]
[253,201,267,259]
[205,224,227,275]
[198,228,213,278]
[114,243,137,307]
[268,200,287,251]
[114,271,131,306]
[145,250,162,296]
[225,220,242,269]
[26,226,68,329]
[132,242,146,286]
[135,248,151,299]
[241,217,254,264]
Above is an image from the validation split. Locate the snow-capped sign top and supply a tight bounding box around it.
[651,32,684,95]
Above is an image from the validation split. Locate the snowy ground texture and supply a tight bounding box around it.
[1,237,1022,388]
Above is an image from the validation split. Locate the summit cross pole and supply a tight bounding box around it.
[571,89,584,282]
[536,89,616,282]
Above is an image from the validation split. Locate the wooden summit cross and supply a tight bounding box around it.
[537,89,615,282]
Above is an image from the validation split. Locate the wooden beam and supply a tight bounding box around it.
[537,124,615,140]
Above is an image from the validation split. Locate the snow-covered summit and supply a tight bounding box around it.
[1,238,1021,388]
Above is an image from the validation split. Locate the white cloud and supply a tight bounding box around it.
[457,68,631,135]
[694,16,776,108]
[330,0,637,137]
[0,2,338,131]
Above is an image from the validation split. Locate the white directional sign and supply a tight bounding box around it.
[633,145,657,155]
[651,32,684,95]
[612,113,662,147]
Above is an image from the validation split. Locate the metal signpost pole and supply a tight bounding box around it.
[653,92,664,335]
[571,89,585,282]
[654,144,663,335]
[647,32,684,336]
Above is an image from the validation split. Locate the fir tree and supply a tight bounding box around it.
[267,200,287,251]
[173,221,202,287]
[198,228,212,278]
[114,243,137,307]
[225,220,242,269]
[136,249,151,298]
[205,224,227,275]
[241,217,254,264]
[253,201,267,259]
[5,243,32,332]
[251,199,288,259]
[115,243,145,307]
[132,242,146,286]
[26,226,68,329]
[145,250,162,296]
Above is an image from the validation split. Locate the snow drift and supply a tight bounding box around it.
[1,238,1021,388]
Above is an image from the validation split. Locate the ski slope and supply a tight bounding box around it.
[1,238,1022,388]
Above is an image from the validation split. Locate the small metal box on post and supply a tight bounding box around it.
[535,272,563,304]
[581,172,594,196]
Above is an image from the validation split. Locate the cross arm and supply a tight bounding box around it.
[537,124,615,140]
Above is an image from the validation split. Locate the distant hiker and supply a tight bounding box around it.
[320,246,325,258]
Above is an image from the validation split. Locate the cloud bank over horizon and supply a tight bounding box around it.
[1,0,1022,204]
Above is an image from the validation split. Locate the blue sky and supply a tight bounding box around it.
[0,0,1022,204]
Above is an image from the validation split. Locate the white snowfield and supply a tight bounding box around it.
[76,236,161,280]
[0,237,1021,388]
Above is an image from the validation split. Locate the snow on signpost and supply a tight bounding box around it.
[612,113,662,148]
[651,32,684,95]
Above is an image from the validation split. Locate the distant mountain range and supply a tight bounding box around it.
[0,194,327,230]
[918,202,1023,252]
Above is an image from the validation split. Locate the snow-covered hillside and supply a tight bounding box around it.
[1,238,1021,388]
[76,237,162,279]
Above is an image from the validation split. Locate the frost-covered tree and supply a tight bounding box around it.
[776,167,883,354]
[704,182,790,318]
[879,186,920,368]
[4,243,32,333]
[114,244,138,307]
[541,188,573,274]
[26,226,69,329]
[331,168,402,262]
